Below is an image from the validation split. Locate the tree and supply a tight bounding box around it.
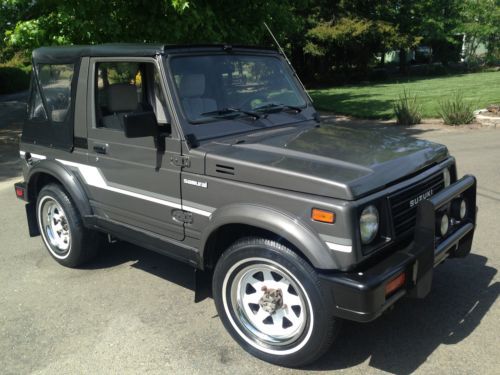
[303,1,425,76]
[2,0,303,51]
[458,0,500,62]
[1,0,498,81]
[418,0,463,65]
[305,18,404,77]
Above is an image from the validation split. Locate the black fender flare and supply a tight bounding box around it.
[200,203,339,270]
[25,159,93,218]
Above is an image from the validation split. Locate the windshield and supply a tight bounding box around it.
[169,54,307,124]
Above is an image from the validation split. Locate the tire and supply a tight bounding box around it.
[212,237,340,367]
[36,183,101,267]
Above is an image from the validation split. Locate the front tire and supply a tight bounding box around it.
[36,183,100,267]
[212,237,340,367]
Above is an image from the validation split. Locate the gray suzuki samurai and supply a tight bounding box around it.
[14,44,477,367]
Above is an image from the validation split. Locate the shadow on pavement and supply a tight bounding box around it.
[308,254,498,374]
[86,241,497,374]
[85,241,196,291]
[0,142,23,181]
[0,97,26,182]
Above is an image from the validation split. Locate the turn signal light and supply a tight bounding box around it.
[385,272,406,296]
[311,208,335,224]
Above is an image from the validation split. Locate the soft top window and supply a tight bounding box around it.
[27,76,47,121]
[22,61,77,150]
[37,64,74,123]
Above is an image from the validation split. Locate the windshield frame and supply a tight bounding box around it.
[162,51,314,142]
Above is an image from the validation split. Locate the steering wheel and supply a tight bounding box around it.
[238,94,268,110]
[32,103,46,119]
[55,92,69,109]
[32,96,53,120]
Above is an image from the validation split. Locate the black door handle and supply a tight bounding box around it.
[93,144,108,154]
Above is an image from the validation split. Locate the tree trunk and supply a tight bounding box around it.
[399,48,407,74]
[291,42,306,81]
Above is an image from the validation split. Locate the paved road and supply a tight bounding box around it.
[0,103,498,374]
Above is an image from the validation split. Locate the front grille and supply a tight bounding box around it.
[389,172,445,238]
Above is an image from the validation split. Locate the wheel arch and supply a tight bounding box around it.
[26,160,93,218]
[201,204,338,271]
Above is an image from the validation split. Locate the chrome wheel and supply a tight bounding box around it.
[38,196,71,258]
[223,258,312,353]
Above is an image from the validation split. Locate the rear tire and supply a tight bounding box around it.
[212,237,340,367]
[36,183,101,267]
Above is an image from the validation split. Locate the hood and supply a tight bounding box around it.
[202,123,448,200]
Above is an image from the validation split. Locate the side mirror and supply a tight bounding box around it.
[123,111,159,138]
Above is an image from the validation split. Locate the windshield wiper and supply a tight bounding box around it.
[253,103,303,114]
[200,107,261,119]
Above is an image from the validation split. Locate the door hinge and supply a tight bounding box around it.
[173,210,193,224]
[170,155,190,168]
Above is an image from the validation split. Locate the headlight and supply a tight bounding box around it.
[360,205,379,244]
[443,168,451,187]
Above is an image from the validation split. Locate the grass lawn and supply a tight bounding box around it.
[309,71,500,119]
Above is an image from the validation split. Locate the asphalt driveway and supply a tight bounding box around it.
[0,98,498,374]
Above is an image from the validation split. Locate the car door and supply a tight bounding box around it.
[85,57,185,241]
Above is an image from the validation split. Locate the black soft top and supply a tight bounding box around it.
[26,43,280,151]
[32,43,277,63]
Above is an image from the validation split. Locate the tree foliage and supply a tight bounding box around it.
[1,1,308,53]
[1,0,498,81]
[458,0,500,61]
[305,18,406,71]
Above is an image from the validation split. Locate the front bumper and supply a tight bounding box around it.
[320,175,477,323]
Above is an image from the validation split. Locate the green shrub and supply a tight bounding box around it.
[438,91,475,125]
[368,68,390,81]
[0,66,31,95]
[465,56,486,72]
[0,53,31,95]
[426,64,448,76]
[393,89,422,125]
